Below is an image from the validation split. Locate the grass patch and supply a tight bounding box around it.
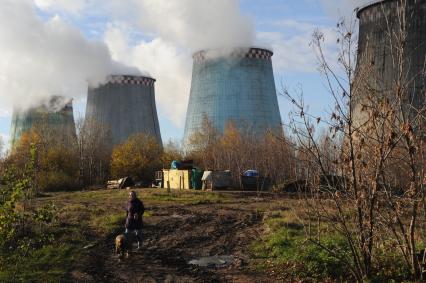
[251,211,352,281]
[0,244,80,283]
[44,188,233,207]
[251,209,422,282]
[91,212,124,235]
[145,189,231,204]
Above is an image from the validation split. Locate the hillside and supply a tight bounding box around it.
[3,189,293,282]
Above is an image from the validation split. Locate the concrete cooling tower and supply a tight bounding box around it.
[183,47,282,145]
[85,75,162,147]
[10,96,77,148]
[355,0,426,122]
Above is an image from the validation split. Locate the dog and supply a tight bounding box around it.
[115,234,130,258]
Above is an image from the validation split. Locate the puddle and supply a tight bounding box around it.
[189,255,234,268]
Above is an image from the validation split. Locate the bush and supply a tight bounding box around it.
[0,144,59,281]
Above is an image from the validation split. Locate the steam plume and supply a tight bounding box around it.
[0,0,142,111]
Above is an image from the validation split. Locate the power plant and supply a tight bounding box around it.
[355,0,426,122]
[85,75,162,147]
[10,96,77,148]
[183,47,282,146]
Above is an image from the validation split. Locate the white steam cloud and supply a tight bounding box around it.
[0,0,141,111]
[134,0,255,52]
[2,0,256,129]
[33,0,87,14]
[102,0,256,126]
[104,24,192,126]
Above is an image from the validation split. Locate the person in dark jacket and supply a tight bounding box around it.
[125,191,145,250]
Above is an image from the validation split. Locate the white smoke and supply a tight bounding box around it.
[132,0,255,52]
[104,24,192,126]
[33,0,87,14]
[0,0,142,111]
[35,0,255,52]
[101,0,256,126]
[1,0,256,127]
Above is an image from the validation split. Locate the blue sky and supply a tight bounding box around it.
[0,0,362,152]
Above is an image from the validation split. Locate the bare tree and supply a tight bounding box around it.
[187,117,295,188]
[75,117,112,186]
[284,3,425,280]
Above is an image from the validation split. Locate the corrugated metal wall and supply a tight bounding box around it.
[10,96,76,148]
[355,0,426,121]
[85,75,163,147]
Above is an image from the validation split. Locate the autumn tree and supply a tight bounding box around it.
[187,118,294,188]
[8,126,79,192]
[0,135,4,160]
[186,115,220,168]
[0,135,5,182]
[110,134,163,182]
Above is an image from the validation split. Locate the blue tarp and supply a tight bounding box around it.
[171,160,181,169]
[243,170,259,177]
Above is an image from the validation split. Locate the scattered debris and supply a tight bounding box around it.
[189,255,234,268]
[107,176,135,189]
[83,242,97,249]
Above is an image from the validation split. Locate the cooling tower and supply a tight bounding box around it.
[355,0,426,122]
[85,75,162,147]
[183,47,282,145]
[10,96,77,148]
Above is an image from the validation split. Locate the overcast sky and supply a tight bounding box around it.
[0,0,368,152]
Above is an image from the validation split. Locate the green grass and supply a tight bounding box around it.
[90,212,124,235]
[251,211,352,281]
[146,189,230,204]
[43,188,232,206]
[89,210,153,235]
[250,209,424,282]
[0,244,81,283]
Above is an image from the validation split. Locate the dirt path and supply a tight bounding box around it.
[77,198,277,283]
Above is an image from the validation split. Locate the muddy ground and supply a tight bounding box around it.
[70,192,286,283]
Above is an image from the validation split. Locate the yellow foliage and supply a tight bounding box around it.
[110,134,162,181]
[9,129,79,191]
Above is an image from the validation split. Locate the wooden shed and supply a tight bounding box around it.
[162,169,191,190]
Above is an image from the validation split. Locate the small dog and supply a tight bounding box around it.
[115,234,130,258]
